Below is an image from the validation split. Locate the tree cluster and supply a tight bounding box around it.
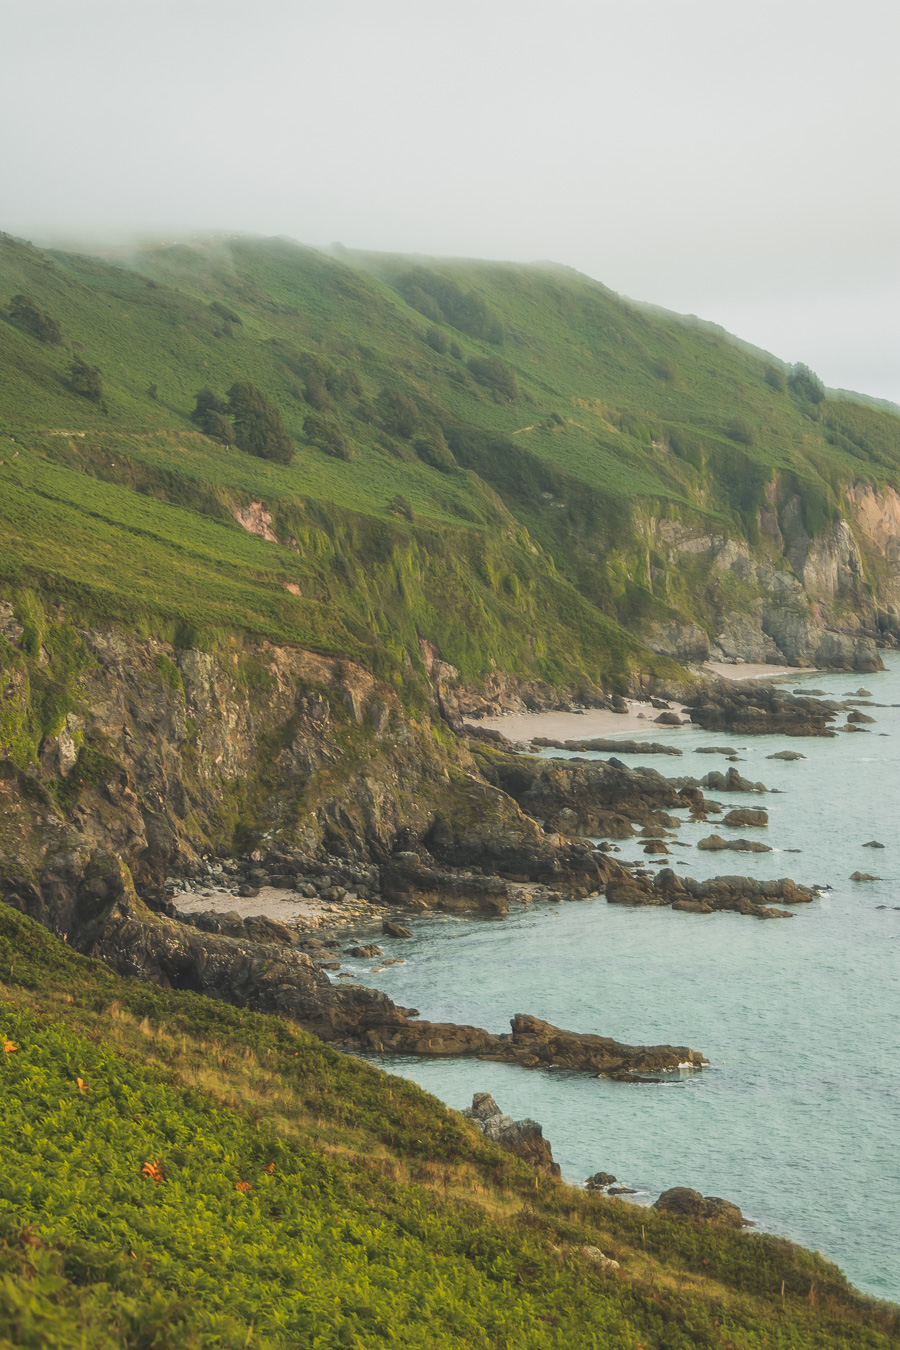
[398,268,504,344]
[190,383,295,463]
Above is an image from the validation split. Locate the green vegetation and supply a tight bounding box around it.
[1,903,896,1348]
[1,230,900,697]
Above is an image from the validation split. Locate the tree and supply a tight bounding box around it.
[9,293,62,344]
[191,386,230,439]
[788,363,825,404]
[227,381,294,464]
[68,355,103,402]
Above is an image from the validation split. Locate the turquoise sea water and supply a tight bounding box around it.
[352,662,900,1303]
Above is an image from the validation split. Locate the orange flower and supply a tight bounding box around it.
[3,1040,17,1054]
[76,1077,88,1092]
[141,1161,165,1183]
[266,1163,276,1173]
[234,1180,254,1194]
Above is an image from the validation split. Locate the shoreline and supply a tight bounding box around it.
[465,663,806,745]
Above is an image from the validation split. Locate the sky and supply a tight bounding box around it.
[3,0,899,401]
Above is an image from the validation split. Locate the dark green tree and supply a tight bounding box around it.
[68,355,103,402]
[190,386,230,437]
[227,381,294,464]
[788,362,825,403]
[9,293,62,344]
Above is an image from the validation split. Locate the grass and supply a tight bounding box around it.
[1,903,897,1348]
[3,231,900,698]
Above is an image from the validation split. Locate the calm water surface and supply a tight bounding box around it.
[351,663,900,1302]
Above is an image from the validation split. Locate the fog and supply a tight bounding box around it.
[4,0,898,400]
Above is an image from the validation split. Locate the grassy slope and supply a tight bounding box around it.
[1,903,896,1350]
[3,231,900,696]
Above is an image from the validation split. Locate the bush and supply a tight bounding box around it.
[227,381,295,464]
[67,355,103,402]
[304,414,353,460]
[376,388,420,439]
[424,326,449,355]
[727,416,756,445]
[764,364,787,392]
[388,494,415,520]
[9,293,62,344]
[467,356,518,401]
[304,372,332,411]
[414,430,456,472]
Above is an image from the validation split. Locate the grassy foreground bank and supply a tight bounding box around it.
[0,905,896,1349]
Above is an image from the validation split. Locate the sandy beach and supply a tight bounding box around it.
[465,663,804,745]
[175,884,372,929]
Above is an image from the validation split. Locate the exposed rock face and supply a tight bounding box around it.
[640,509,887,672]
[461,1093,560,1176]
[653,1187,745,1228]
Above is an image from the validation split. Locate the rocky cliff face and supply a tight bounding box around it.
[639,481,897,670]
[0,603,550,895]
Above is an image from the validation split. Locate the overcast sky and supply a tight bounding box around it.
[4,0,898,401]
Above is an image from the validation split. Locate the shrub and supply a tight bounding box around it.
[414,430,456,472]
[304,372,332,411]
[376,388,420,439]
[67,356,103,402]
[727,416,756,445]
[467,356,518,401]
[388,494,415,520]
[764,364,787,392]
[424,326,449,355]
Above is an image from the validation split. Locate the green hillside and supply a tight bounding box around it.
[3,230,900,694]
[2,903,896,1349]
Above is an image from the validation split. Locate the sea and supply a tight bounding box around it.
[350,661,900,1304]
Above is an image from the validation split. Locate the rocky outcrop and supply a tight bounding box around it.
[532,737,682,756]
[461,1093,560,1176]
[697,835,771,854]
[684,684,842,737]
[366,1012,706,1077]
[1,852,707,1074]
[607,868,815,919]
[653,1187,745,1228]
[478,750,703,839]
[380,855,510,915]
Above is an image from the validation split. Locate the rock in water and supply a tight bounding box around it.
[382,920,413,937]
[461,1093,560,1176]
